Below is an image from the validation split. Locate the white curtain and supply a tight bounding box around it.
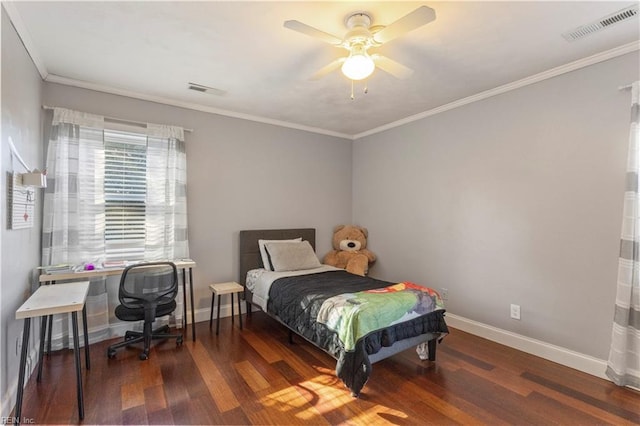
[606,81,640,389]
[42,108,106,265]
[145,124,189,260]
[42,108,189,348]
[42,109,113,346]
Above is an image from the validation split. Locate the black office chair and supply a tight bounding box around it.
[107,261,183,360]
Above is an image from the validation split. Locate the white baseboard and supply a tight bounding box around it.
[445,313,609,380]
[192,301,247,325]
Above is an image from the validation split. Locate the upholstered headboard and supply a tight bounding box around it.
[238,228,316,286]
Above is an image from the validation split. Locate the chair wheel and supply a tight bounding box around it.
[107,349,116,359]
[139,352,149,361]
[176,336,183,346]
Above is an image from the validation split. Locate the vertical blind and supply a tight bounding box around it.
[104,129,147,262]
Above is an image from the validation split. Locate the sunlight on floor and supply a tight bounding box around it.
[260,372,409,424]
[259,386,319,421]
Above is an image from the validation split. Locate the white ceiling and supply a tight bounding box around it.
[5,1,640,138]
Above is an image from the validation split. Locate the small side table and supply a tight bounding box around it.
[209,282,244,335]
[15,281,90,422]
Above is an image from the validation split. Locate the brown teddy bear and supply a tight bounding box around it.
[323,225,376,276]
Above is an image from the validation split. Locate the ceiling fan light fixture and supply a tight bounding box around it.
[341,44,375,81]
[285,6,433,83]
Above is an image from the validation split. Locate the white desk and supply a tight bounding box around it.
[15,281,90,422]
[39,260,197,342]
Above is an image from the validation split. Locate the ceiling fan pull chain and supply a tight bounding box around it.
[350,80,355,100]
[364,82,368,95]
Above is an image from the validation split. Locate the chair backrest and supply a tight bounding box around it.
[118,261,178,309]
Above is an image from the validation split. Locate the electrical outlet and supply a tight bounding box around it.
[510,304,521,320]
[440,288,449,300]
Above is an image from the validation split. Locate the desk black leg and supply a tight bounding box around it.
[231,294,235,325]
[46,314,53,358]
[181,269,187,335]
[209,293,215,329]
[189,268,196,341]
[216,294,221,336]
[37,316,47,382]
[82,305,90,370]
[46,281,55,358]
[237,292,243,330]
[15,318,31,425]
[71,312,84,420]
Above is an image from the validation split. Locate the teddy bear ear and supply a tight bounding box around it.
[359,226,368,238]
[334,225,346,232]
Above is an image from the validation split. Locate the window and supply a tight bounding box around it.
[104,129,147,261]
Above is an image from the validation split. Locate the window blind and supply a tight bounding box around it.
[104,129,147,261]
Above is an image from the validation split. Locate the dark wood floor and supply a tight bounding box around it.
[16,311,640,425]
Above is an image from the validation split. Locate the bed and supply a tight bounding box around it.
[239,228,449,396]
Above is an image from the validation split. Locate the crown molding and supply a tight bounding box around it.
[44,74,353,140]
[353,40,640,140]
[2,1,48,80]
[47,40,639,141]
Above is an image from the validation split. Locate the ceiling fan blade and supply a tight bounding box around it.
[372,6,436,44]
[372,55,414,79]
[309,58,346,80]
[284,20,343,45]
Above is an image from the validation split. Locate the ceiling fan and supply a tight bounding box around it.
[284,6,436,82]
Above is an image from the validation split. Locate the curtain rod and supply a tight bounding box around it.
[41,105,193,133]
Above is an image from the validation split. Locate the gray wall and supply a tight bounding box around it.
[1,8,44,415]
[353,51,639,360]
[42,83,353,315]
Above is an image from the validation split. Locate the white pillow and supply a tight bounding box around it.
[258,238,301,270]
[265,240,321,272]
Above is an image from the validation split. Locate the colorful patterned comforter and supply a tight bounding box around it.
[266,270,448,396]
[317,282,445,352]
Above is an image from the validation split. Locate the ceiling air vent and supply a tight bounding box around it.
[562,4,639,41]
[188,82,226,96]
